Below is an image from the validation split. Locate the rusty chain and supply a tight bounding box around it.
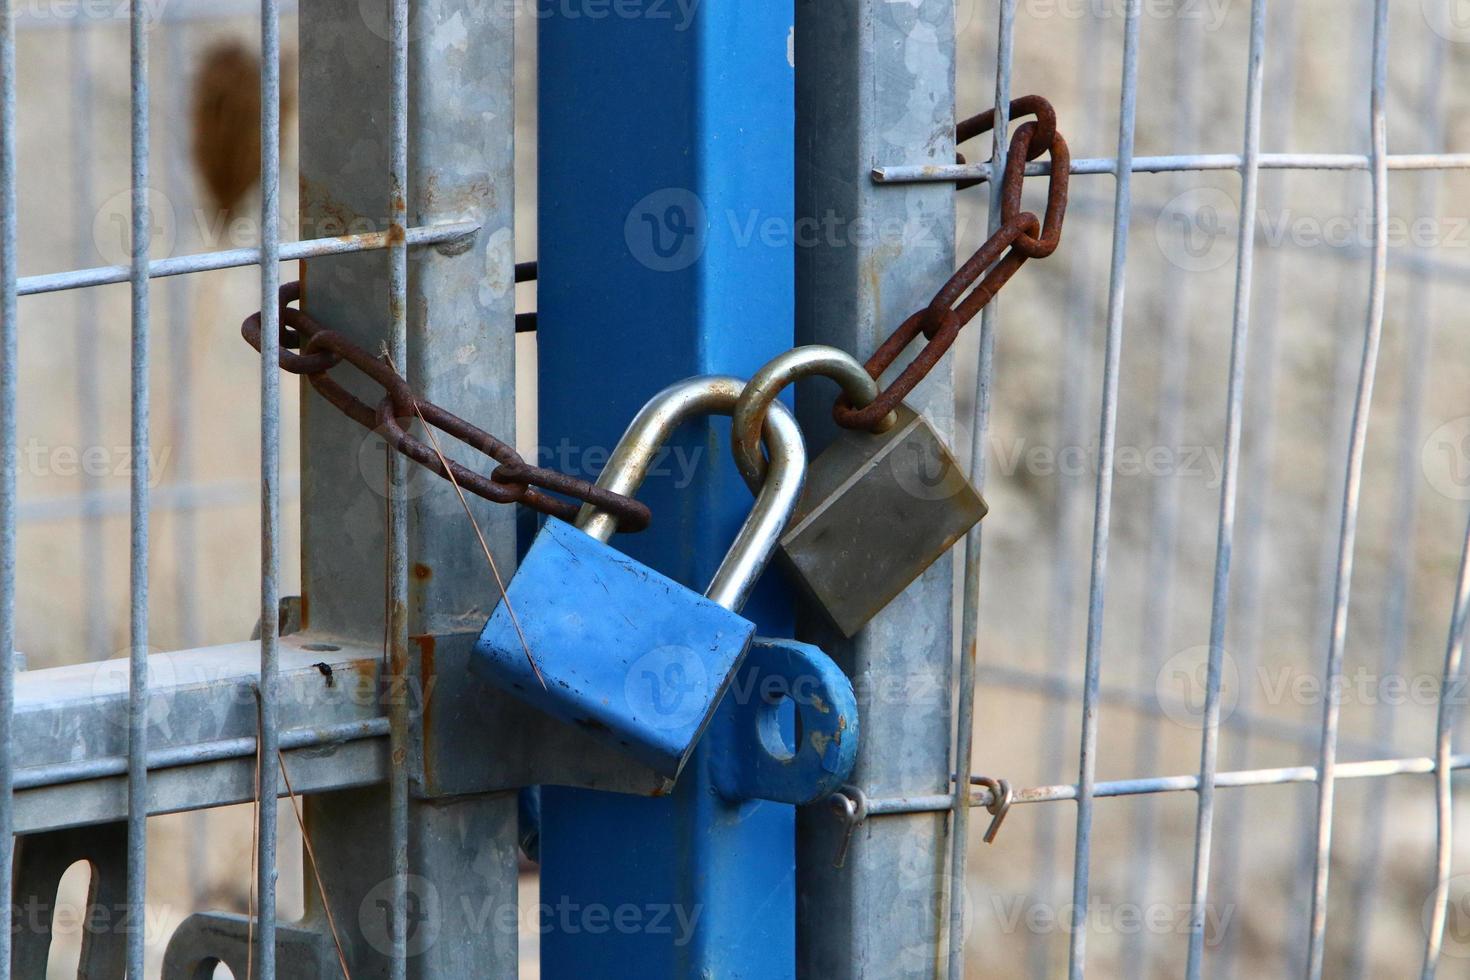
[833,94,1069,431]
[240,96,1065,528]
[243,281,653,533]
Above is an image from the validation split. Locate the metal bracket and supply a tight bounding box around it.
[420,631,684,798]
[9,822,128,978]
[710,638,859,805]
[162,913,330,979]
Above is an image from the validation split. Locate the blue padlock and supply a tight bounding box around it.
[471,376,806,782]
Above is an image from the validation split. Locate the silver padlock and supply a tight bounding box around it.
[731,346,987,637]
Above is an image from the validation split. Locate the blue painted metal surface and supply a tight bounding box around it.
[710,638,859,806]
[473,517,756,781]
[536,0,797,975]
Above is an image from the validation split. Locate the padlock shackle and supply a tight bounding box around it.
[577,375,806,614]
[730,345,897,487]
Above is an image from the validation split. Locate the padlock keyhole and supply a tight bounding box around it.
[757,692,801,762]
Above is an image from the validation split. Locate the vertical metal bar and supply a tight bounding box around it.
[1069,1,1141,975]
[1345,27,1448,979]
[1121,8,1202,972]
[1213,3,1300,972]
[0,0,16,972]
[163,23,201,653]
[948,2,1013,975]
[296,0,522,972]
[385,0,410,972]
[255,0,283,970]
[792,1,957,974]
[1184,2,1267,976]
[1306,1,1391,975]
[126,0,152,973]
[1423,509,1470,977]
[70,19,108,661]
[162,19,209,909]
[1293,10,1376,965]
[538,3,796,975]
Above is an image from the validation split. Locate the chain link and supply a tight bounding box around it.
[834,95,1070,431]
[242,97,1066,526]
[243,281,653,533]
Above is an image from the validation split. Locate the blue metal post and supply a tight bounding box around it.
[537,2,796,976]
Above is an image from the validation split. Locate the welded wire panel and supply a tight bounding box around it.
[942,2,1470,978]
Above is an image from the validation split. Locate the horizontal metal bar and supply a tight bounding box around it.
[14,716,387,790]
[856,754,1470,818]
[15,732,386,835]
[17,220,479,297]
[874,152,1470,185]
[1017,754,1466,804]
[870,758,1470,816]
[18,476,301,524]
[10,636,393,833]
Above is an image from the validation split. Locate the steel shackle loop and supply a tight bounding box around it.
[730,346,898,487]
[576,375,807,614]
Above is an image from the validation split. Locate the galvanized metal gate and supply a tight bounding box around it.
[2,1,1470,978]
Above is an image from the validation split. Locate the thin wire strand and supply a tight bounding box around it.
[1306,1,1391,975]
[1121,8,1202,971]
[1184,1,1268,975]
[248,690,262,980]
[1213,1,1302,971]
[403,377,544,688]
[1423,509,1470,977]
[1069,1,1141,975]
[947,1,1015,975]
[1346,21,1448,978]
[1034,10,1106,976]
[278,751,353,979]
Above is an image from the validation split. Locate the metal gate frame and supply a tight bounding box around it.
[2,1,1470,978]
